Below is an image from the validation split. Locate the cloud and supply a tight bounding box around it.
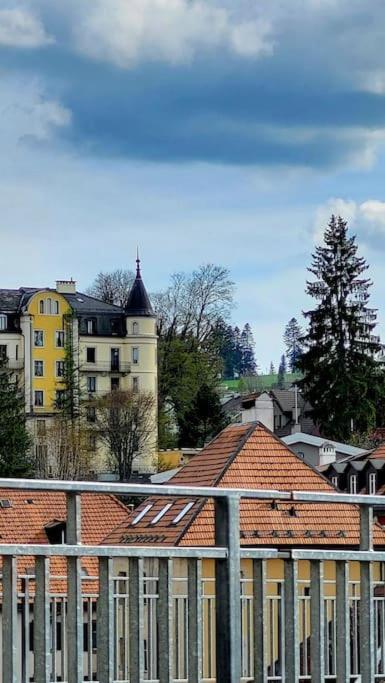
[313,198,385,246]
[71,0,273,67]
[0,76,71,145]
[0,7,53,48]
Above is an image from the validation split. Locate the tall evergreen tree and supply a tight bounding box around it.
[298,215,382,441]
[269,361,276,375]
[284,317,304,371]
[240,323,257,375]
[277,354,286,389]
[0,356,32,476]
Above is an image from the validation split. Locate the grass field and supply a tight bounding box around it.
[221,372,302,392]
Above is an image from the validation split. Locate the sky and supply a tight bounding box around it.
[1,1,385,369]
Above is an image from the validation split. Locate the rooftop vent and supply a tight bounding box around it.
[0,500,11,509]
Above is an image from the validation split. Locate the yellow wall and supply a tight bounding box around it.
[27,291,71,412]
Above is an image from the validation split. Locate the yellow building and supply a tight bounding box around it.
[0,259,157,476]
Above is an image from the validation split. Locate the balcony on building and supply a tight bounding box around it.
[81,360,131,374]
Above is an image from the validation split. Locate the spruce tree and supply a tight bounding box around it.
[240,323,257,375]
[299,215,382,441]
[0,356,31,476]
[277,354,286,389]
[269,361,276,375]
[284,317,304,371]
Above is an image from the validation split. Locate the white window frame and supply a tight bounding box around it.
[368,472,376,495]
[87,376,96,393]
[350,474,358,494]
[0,314,7,331]
[34,330,44,347]
[132,347,139,364]
[34,360,44,377]
[132,322,139,335]
[331,476,338,488]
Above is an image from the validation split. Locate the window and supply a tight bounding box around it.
[86,406,96,423]
[53,300,59,314]
[56,360,65,377]
[368,472,377,495]
[0,314,7,330]
[172,501,195,524]
[132,347,139,364]
[46,298,52,314]
[15,345,18,360]
[87,376,96,393]
[332,476,338,488]
[132,376,139,392]
[111,318,120,334]
[274,414,282,430]
[36,420,46,437]
[88,433,97,450]
[350,474,358,494]
[131,504,153,526]
[34,330,44,347]
[34,360,44,377]
[111,377,120,391]
[0,345,7,360]
[55,390,66,408]
[87,319,96,335]
[132,322,139,335]
[86,347,96,363]
[111,348,120,371]
[39,300,45,314]
[34,391,44,407]
[55,331,64,347]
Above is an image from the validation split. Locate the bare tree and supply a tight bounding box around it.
[152,264,235,344]
[36,417,91,480]
[95,389,156,481]
[87,269,135,308]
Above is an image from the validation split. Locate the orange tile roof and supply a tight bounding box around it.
[105,422,385,548]
[0,490,130,591]
[370,442,385,459]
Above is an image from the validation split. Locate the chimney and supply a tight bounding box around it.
[56,279,76,294]
[319,442,336,466]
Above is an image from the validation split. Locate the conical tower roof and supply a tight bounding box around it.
[125,254,155,317]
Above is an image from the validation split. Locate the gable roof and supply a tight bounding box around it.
[105,422,385,548]
[0,490,130,591]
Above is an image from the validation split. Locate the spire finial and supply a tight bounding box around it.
[136,246,141,278]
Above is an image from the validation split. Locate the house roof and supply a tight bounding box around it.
[0,490,130,591]
[62,292,123,314]
[283,432,367,457]
[125,262,154,317]
[369,443,385,460]
[0,287,124,316]
[104,422,385,548]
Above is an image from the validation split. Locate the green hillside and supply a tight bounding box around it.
[221,372,302,393]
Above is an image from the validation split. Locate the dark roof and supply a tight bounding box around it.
[0,289,24,312]
[125,264,154,317]
[63,292,123,314]
[271,389,307,413]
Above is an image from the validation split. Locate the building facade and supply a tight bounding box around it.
[0,259,157,475]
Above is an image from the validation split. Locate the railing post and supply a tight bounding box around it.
[188,558,202,682]
[215,494,241,683]
[310,560,324,683]
[129,558,145,682]
[34,556,51,683]
[253,559,267,683]
[2,556,18,683]
[359,504,375,681]
[158,558,173,683]
[66,492,83,683]
[336,561,350,682]
[97,557,114,683]
[284,558,299,683]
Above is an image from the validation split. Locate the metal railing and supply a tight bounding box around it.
[81,361,131,374]
[1,479,385,682]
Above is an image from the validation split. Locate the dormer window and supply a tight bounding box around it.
[331,476,338,488]
[87,318,96,335]
[45,520,66,544]
[132,322,139,335]
[368,472,377,495]
[350,474,358,494]
[0,314,6,331]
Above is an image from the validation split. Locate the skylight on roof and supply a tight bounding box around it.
[171,501,194,525]
[150,503,173,525]
[0,500,11,509]
[131,503,153,526]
